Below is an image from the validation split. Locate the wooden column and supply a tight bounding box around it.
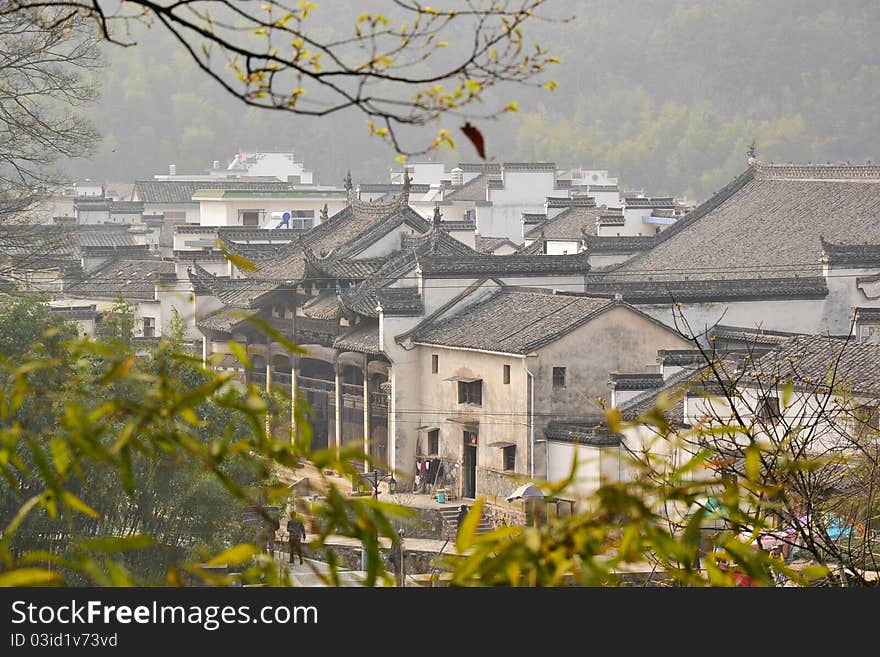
[290,357,298,443]
[363,354,371,473]
[334,357,342,455]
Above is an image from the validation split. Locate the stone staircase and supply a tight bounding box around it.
[439,505,493,540]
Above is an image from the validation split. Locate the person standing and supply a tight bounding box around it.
[456,504,469,531]
[286,515,307,565]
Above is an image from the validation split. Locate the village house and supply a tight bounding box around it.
[612,334,880,504]
[584,162,880,336]
[390,284,693,501]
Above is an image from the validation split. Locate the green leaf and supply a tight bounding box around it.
[207,543,259,566]
[744,443,761,483]
[456,498,484,553]
[0,568,64,587]
[228,341,251,370]
[605,407,622,433]
[0,493,44,553]
[780,380,794,408]
[61,490,100,519]
[81,535,154,553]
[49,437,71,477]
[218,242,257,271]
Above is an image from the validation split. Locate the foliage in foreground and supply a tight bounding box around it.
[1,295,876,587]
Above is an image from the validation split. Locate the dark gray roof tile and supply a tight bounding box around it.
[68,258,175,300]
[133,180,292,204]
[419,251,590,276]
[411,288,614,354]
[600,163,880,284]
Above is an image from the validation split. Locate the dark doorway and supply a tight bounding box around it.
[463,430,477,498]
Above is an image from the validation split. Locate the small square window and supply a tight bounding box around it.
[431,354,438,374]
[503,445,516,471]
[552,367,566,388]
[503,364,510,384]
[428,429,439,455]
[756,395,781,425]
[458,380,482,406]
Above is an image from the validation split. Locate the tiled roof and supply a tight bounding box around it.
[0,225,145,261]
[597,163,880,284]
[334,323,381,354]
[543,420,621,446]
[186,263,278,308]
[197,307,256,333]
[77,226,142,249]
[359,183,431,194]
[502,162,556,172]
[439,221,476,231]
[133,179,292,204]
[609,373,665,391]
[214,280,279,308]
[444,173,488,202]
[410,288,615,354]
[710,324,799,346]
[68,258,175,300]
[419,251,590,277]
[624,197,675,209]
[110,201,145,213]
[376,287,423,315]
[546,197,596,209]
[582,235,656,254]
[745,335,880,397]
[597,214,625,226]
[457,162,501,174]
[474,235,517,254]
[583,277,828,303]
[514,239,545,255]
[524,207,600,240]
[820,238,880,267]
[400,229,476,256]
[855,307,880,322]
[313,257,386,279]
[301,196,430,258]
[216,227,303,245]
[340,226,476,318]
[245,244,308,281]
[301,292,341,320]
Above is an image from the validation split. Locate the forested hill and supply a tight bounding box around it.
[74,1,879,201]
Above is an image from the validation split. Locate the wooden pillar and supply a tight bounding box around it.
[334,357,342,456]
[265,344,272,393]
[290,357,298,443]
[363,354,370,473]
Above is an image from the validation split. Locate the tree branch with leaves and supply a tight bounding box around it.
[4,0,564,159]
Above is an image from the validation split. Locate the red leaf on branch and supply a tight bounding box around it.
[461,122,486,160]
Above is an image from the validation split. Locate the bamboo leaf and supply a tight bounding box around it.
[0,568,63,587]
[207,543,259,566]
[61,490,100,519]
[81,535,154,553]
[456,498,484,553]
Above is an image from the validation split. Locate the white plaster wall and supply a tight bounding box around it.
[355,224,420,259]
[197,198,347,227]
[545,240,581,255]
[491,170,557,205]
[476,204,546,241]
[589,190,621,209]
[637,298,832,335]
[547,442,603,499]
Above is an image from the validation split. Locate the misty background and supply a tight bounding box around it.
[72,0,879,200]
